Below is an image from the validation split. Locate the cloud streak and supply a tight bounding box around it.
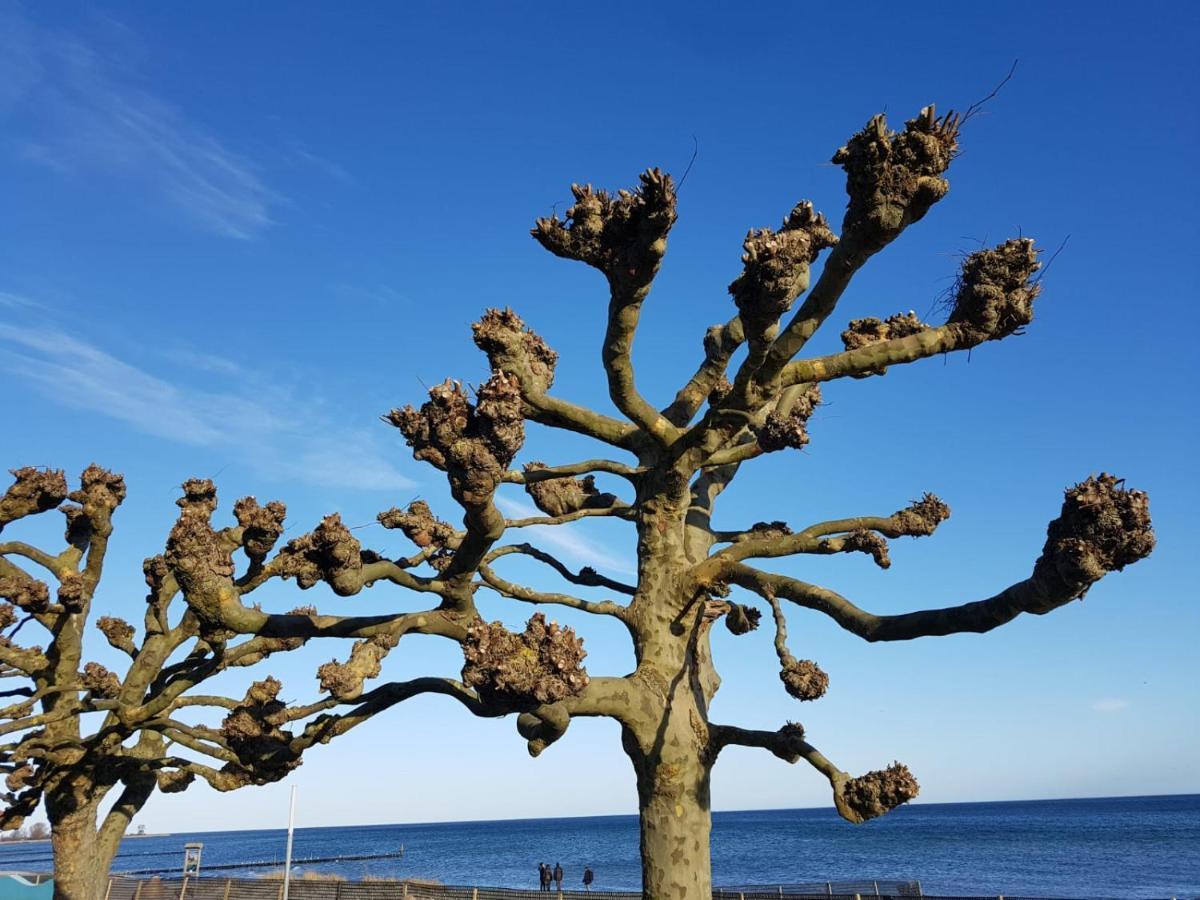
[0,322,414,493]
[0,9,277,238]
[1091,698,1129,713]
[0,292,42,310]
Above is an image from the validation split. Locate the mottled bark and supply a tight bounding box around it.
[622,607,718,900]
[611,476,724,900]
[629,735,713,900]
[45,783,104,900]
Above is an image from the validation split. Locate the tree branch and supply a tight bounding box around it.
[475,561,633,624]
[709,723,919,824]
[517,676,645,755]
[602,294,682,444]
[486,544,635,596]
[780,237,1042,391]
[707,495,949,570]
[524,393,641,450]
[157,723,239,765]
[504,505,634,529]
[504,459,643,484]
[696,441,764,470]
[663,316,744,426]
[292,678,490,749]
[530,170,682,445]
[723,476,1151,645]
[0,543,60,576]
[755,106,962,385]
[471,308,641,450]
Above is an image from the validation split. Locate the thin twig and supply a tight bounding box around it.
[676,135,700,192]
[961,60,1019,126]
[1032,235,1071,285]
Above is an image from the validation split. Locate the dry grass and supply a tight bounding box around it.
[259,871,345,881]
[257,872,439,886]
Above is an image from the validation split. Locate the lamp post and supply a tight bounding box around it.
[282,787,297,900]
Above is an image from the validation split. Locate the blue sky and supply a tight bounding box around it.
[1,1,1197,833]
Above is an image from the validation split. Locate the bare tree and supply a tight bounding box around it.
[0,820,48,842]
[10,102,1154,900]
[0,469,375,900]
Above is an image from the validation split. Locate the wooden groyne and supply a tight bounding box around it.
[121,849,405,876]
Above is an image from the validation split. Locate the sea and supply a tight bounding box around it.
[0,795,1197,898]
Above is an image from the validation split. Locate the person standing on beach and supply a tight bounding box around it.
[553,862,564,891]
[582,867,594,892]
[538,863,549,891]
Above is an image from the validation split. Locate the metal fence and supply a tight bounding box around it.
[95,876,1089,900]
[0,876,1107,900]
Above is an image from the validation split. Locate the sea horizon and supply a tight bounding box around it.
[117,789,1200,836]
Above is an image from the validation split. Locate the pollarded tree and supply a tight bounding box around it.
[0,469,388,900]
[124,104,1148,900]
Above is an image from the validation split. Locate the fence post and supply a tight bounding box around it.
[738,894,745,900]
[874,882,880,898]
[179,876,189,900]
[473,891,478,900]
[402,885,408,899]
[104,879,114,900]
[133,881,144,900]
[826,884,833,897]
[278,881,284,900]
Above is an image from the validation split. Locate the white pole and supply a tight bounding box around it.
[282,785,298,900]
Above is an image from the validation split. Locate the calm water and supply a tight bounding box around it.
[1,795,1197,897]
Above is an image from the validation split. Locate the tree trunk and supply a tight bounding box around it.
[626,479,720,899]
[47,791,110,900]
[628,730,714,900]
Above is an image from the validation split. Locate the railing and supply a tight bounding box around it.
[98,877,942,900]
[716,885,922,898]
[0,876,1078,900]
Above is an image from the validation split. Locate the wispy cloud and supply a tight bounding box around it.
[330,283,411,308]
[166,347,245,378]
[495,495,634,576]
[0,322,414,493]
[0,9,277,238]
[285,141,355,186]
[1091,698,1130,713]
[0,291,42,310]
